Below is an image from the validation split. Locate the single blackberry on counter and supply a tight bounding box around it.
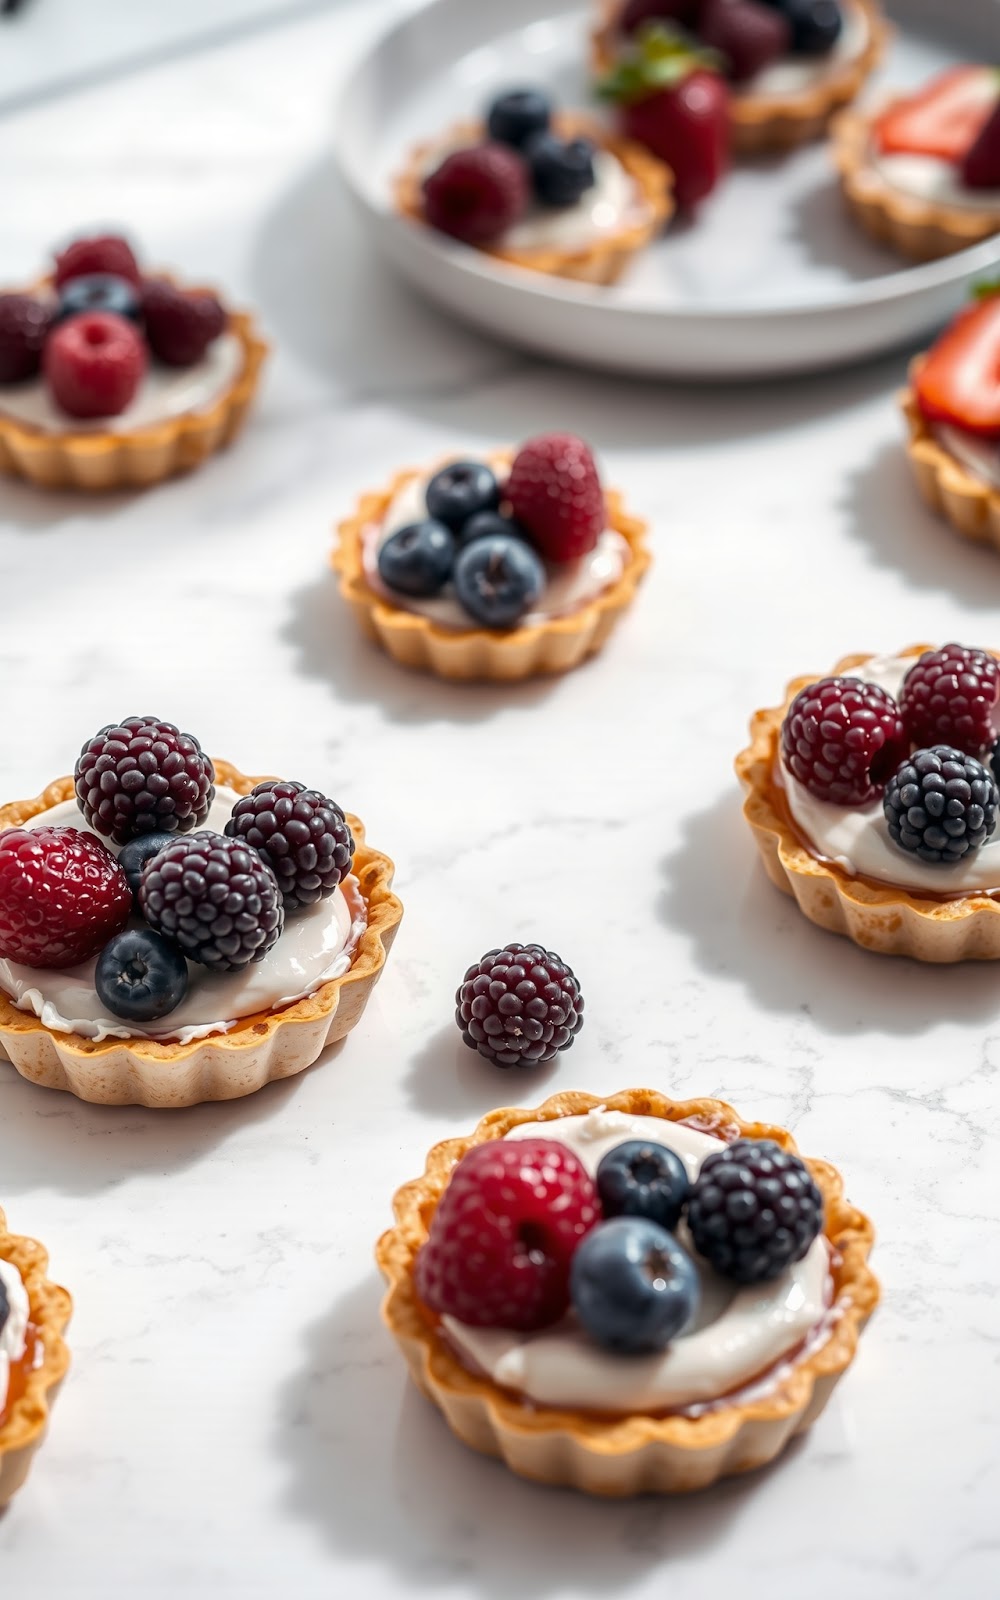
[74,717,215,846]
[225,780,354,913]
[138,833,283,971]
[687,1138,824,1285]
[883,746,998,864]
[455,942,583,1067]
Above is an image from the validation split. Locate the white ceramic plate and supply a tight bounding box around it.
[336,0,1000,378]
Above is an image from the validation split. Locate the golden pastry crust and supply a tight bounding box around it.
[592,0,888,154]
[377,1087,878,1497]
[0,279,268,490]
[0,762,402,1106]
[736,646,1000,960]
[901,374,1000,549]
[395,113,672,284]
[0,1208,72,1509]
[831,103,1000,262]
[333,452,651,682]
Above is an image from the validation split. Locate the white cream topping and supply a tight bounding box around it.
[0,789,367,1044]
[362,456,629,632]
[0,1258,30,1420]
[934,425,1000,491]
[422,136,649,253]
[0,331,244,434]
[781,653,1000,894]
[737,0,867,99]
[442,1109,830,1415]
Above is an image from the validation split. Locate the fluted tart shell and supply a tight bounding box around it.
[0,1208,72,1509]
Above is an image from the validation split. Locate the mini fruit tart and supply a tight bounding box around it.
[333,432,651,681]
[396,86,672,284]
[594,1,887,158]
[0,1207,71,1510]
[0,718,402,1107]
[378,1087,877,1496]
[901,283,1000,549]
[736,642,1000,960]
[0,231,268,490]
[832,66,1000,261]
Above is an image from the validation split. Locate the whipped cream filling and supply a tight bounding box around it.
[421,136,649,253]
[0,331,244,434]
[0,789,367,1044]
[362,456,629,632]
[442,1109,831,1415]
[934,424,1000,491]
[780,653,1000,895]
[0,1258,30,1421]
[737,0,867,99]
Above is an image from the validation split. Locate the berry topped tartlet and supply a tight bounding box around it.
[593,0,887,156]
[0,231,267,489]
[737,643,1000,960]
[0,718,402,1106]
[396,86,672,283]
[0,1206,71,1510]
[378,1088,877,1495]
[901,283,1000,549]
[832,67,1000,260]
[333,432,650,681]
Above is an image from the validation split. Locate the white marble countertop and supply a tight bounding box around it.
[0,2,997,1596]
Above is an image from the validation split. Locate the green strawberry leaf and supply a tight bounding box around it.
[971,276,1000,300]
[596,21,722,105]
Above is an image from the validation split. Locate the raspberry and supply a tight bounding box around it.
[883,746,998,864]
[422,143,530,245]
[0,293,54,383]
[781,675,909,805]
[224,781,354,913]
[0,826,131,970]
[699,0,791,84]
[53,234,141,290]
[505,433,605,562]
[138,833,283,971]
[687,1138,824,1285]
[456,942,584,1068]
[141,279,226,367]
[74,717,215,846]
[44,312,146,419]
[898,643,1000,755]
[414,1138,600,1330]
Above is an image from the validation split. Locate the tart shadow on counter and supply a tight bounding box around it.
[658,788,1000,1036]
[274,1273,805,1593]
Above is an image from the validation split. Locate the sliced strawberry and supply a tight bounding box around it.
[874,66,998,163]
[962,100,1000,189]
[915,292,1000,440]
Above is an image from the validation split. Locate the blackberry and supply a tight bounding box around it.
[74,716,215,846]
[883,746,998,864]
[455,942,583,1067]
[225,780,354,913]
[0,292,53,383]
[138,833,283,971]
[899,643,999,755]
[687,1138,823,1285]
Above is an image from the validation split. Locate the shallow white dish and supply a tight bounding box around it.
[336,0,1000,378]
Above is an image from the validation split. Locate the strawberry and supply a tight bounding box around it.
[598,26,729,210]
[914,288,1000,440]
[874,66,999,163]
[962,99,1000,189]
[505,432,605,562]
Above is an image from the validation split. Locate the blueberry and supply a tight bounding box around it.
[486,88,552,150]
[425,460,500,532]
[117,831,176,896]
[782,0,842,54]
[526,133,597,208]
[55,273,142,325]
[453,533,545,629]
[95,927,189,1023]
[571,1218,700,1354]
[457,508,532,548]
[377,519,456,598]
[596,1140,691,1232]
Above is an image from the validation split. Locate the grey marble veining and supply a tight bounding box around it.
[0,2,997,1596]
